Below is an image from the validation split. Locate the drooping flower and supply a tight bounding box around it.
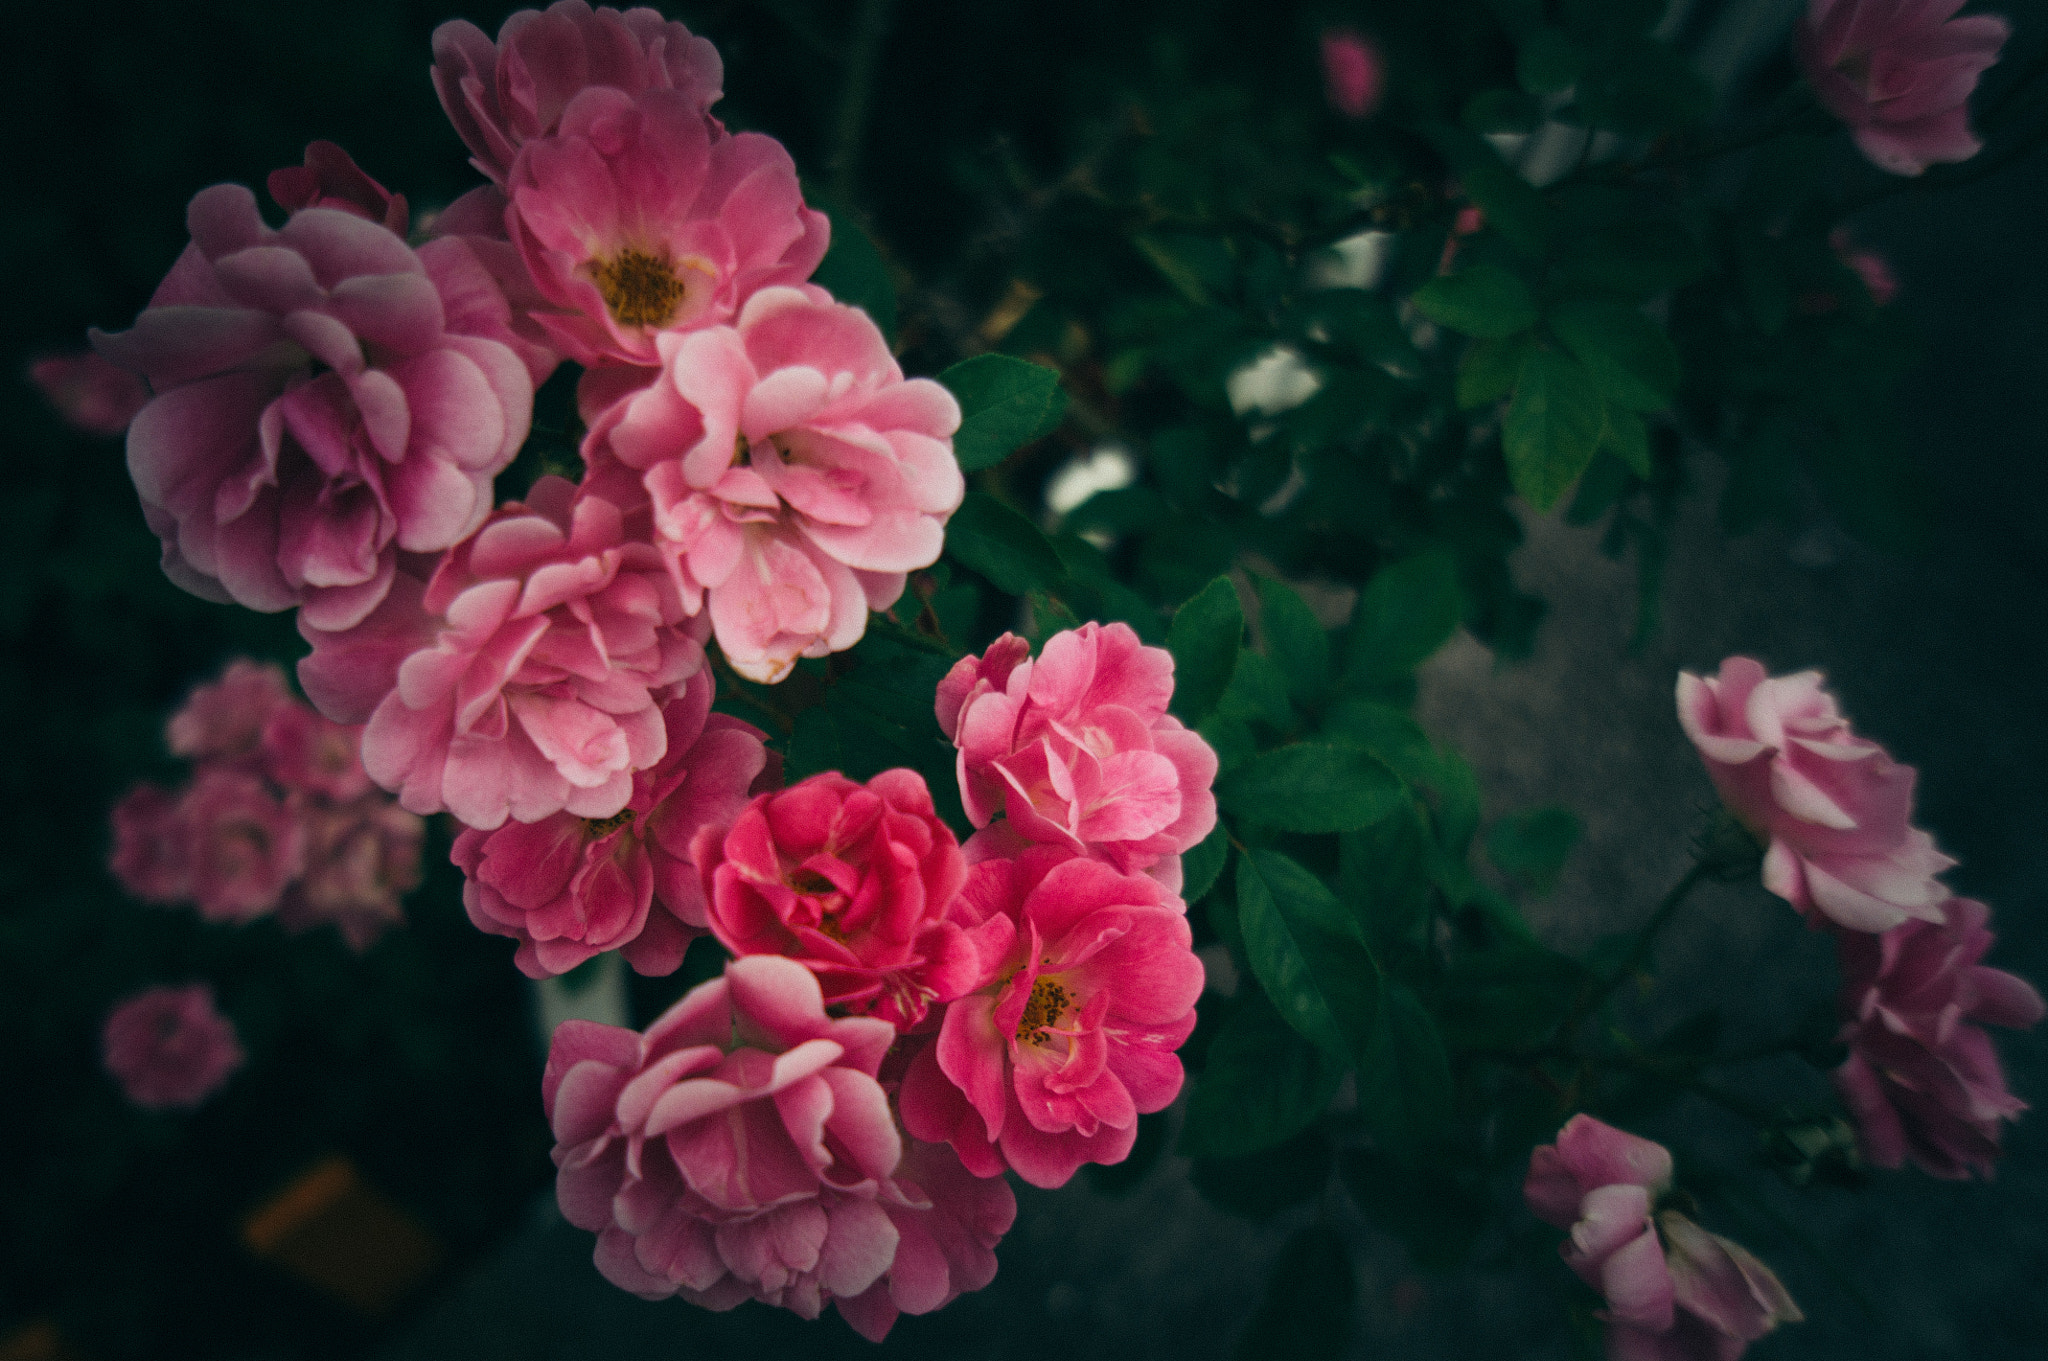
[90,182,535,630]
[277,797,424,952]
[108,784,192,904]
[1797,0,2010,176]
[297,476,708,830]
[455,669,770,977]
[432,1,724,186]
[167,659,297,765]
[1677,657,1953,932]
[1833,897,2044,1179]
[101,983,246,1110]
[833,1136,1018,1343]
[899,847,1203,1189]
[582,286,963,682]
[937,623,1218,892]
[1320,28,1386,120]
[27,350,150,437]
[544,955,904,1318]
[694,768,983,1028]
[179,766,306,923]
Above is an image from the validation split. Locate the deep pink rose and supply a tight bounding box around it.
[179,766,305,923]
[432,1,724,186]
[505,86,827,368]
[108,783,191,904]
[1833,897,2044,1179]
[544,955,904,1317]
[1677,657,1953,932]
[695,769,981,1028]
[1320,28,1385,119]
[167,659,296,765]
[455,670,770,977]
[90,183,534,631]
[900,847,1202,1189]
[938,623,1218,892]
[266,141,408,235]
[1797,0,2010,175]
[276,797,424,952]
[102,983,246,1110]
[27,350,149,437]
[833,1136,1018,1343]
[583,286,963,681]
[297,476,708,830]
[258,702,374,802]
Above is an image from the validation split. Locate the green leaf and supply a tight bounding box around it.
[1198,712,1256,777]
[1215,648,1294,731]
[1322,698,1435,785]
[1232,1226,1355,1361]
[1179,822,1230,905]
[1426,124,1555,257]
[1253,576,1331,705]
[1339,797,1435,954]
[1356,982,1454,1152]
[945,491,1065,595]
[1411,264,1539,339]
[1220,744,1403,833]
[1464,87,1542,134]
[1181,991,1347,1158]
[1504,349,1605,511]
[1457,333,1534,409]
[937,354,1068,472]
[1602,406,1652,479]
[808,206,898,342]
[1518,25,1586,94]
[1434,942,1588,1050]
[1347,551,1464,685]
[1548,298,1681,412]
[1166,576,1243,723]
[1485,807,1582,895]
[1235,850,1381,1057]
[1084,1110,1169,1196]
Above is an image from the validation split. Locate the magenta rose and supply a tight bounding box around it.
[179,766,305,923]
[695,769,982,1028]
[28,350,149,437]
[1833,897,2044,1179]
[276,797,424,953]
[266,140,408,235]
[433,1,724,186]
[1677,656,1953,932]
[108,783,192,904]
[938,623,1218,892]
[298,476,708,830]
[833,1135,1018,1343]
[1320,28,1385,120]
[900,846,1203,1188]
[1797,0,2010,176]
[455,670,770,977]
[101,983,246,1110]
[1525,1115,1803,1361]
[544,955,904,1318]
[258,702,374,803]
[167,659,296,765]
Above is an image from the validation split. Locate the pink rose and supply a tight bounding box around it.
[266,140,408,235]
[27,350,149,437]
[1320,28,1385,120]
[90,183,534,630]
[1831,227,1900,305]
[276,797,424,952]
[1833,897,2044,1179]
[583,286,963,682]
[899,847,1203,1189]
[1797,0,2010,176]
[938,623,1218,892]
[101,983,246,1110]
[505,86,827,368]
[297,476,708,830]
[432,1,724,186]
[1677,657,1954,932]
[455,670,770,977]
[695,769,982,1028]
[259,703,374,802]
[179,766,305,923]
[167,659,296,765]
[108,783,191,904]
[544,955,904,1317]
[833,1136,1018,1343]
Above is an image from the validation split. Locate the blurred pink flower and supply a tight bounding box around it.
[298,476,708,830]
[1831,227,1900,304]
[167,659,296,765]
[1834,897,2044,1178]
[180,766,305,923]
[27,350,149,437]
[102,983,245,1110]
[433,1,724,186]
[833,1136,1017,1342]
[1798,0,2010,175]
[278,797,424,952]
[938,623,1217,892]
[1678,657,1953,932]
[1320,28,1386,120]
[266,140,408,235]
[583,286,962,682]
[108,783,192,904]
[695,768,983,1028]
[456,670,770,977]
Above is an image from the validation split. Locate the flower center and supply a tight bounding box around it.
[583,809,634,838]
[591,248,686,329]
[1016,976,1070,1045]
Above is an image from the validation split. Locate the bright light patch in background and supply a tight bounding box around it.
[1044,442,1138,518]
[1307,229,1393,291]
[1226,344,1322,417]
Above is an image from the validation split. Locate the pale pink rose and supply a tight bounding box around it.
[939,623,1218,891]
[27,351,149,437]
[297,476,709,830]
[432,1,724,186]
[167,659,296,765]
[833,1136,1017,1343]
[1320,28,1386,119]
[108,783,192,904]
[1833,897,2044,1179]
[900,847,1202,1189]
[259,703,374,802]
[505,86,827,368]
[1677,657,1954,932]
[101,983,245,1110]
[544,956,904,1317]
[178,766,305,923]
[694,768,985,1028]
[1797,0,2010,175]
[583,286,963,682]
[266,140,409,235]
[277,797,424,952]
[455,670,770,977]
[1831,227,1900,305]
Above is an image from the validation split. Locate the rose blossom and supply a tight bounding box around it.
[266,140,408,235]
[297,476,708,830]
[277,797,424,952]
[1797,0,2010,176]
[433,1,724,186]
[1677,656,1953,932]
[167,659,296,764]
[101,983,246,1110]
[833,1135,1018,1343]
[695,769,984,1028]
[1831,227,1900,305]
[545,955,903,1318]
[258,702,375,803]
[179,766,305,923]
[1525,1115,1803,1361]
[90,181,535,631]
[1320,29,1385,120]
[1834,897,2044,1179]
[27,350,149,437]
[899,846,1203,1189]
[936,623,1218,892]
[108,784,191,904]
[583,285,963,682]
[455,669,769,977]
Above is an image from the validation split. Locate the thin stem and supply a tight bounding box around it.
[829,0,898,206]
[1569,859,1714,1024]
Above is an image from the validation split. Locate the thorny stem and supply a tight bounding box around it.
[1567,858,1715,1026]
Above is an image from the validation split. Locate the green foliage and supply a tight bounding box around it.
[1181,990,1347,1158]
[944,490,1065,595]
[1235,849,1380,1059]
[1220,742,1403,832]
[937,354,1069,471]
[1505,349,1607,511]
[1413,264,1540,339]
[1548,298,1681,413]
[1485,807,1584,895]
[1347,552,1465,686]
[1167,575,1245,723]
[1356,982,1455,1153]
[1233,1226,1356,1360]
[808,201,899,343]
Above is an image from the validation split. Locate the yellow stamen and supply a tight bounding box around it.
[1016,976,1070,1045]
[591,248,686,329]
[583,809,634,838]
